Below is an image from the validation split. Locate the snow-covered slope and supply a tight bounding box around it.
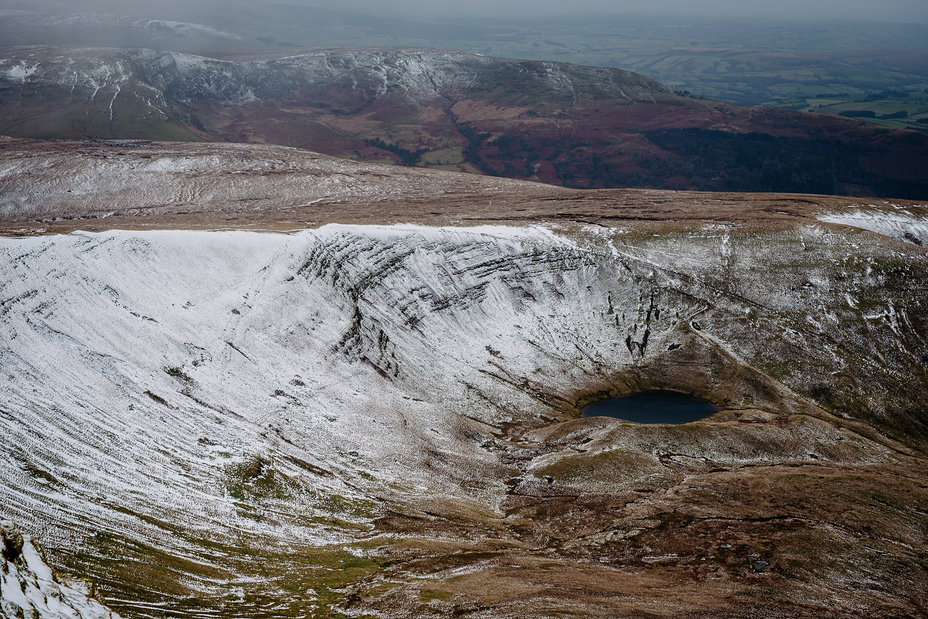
[0,140,544,222]
[819,209,928,247]
[1,221,923,536]
[0,46,668,112]
[1,220,926,615]
[1,521,119,619]
[0,9,250,58]
[2,224,663,548]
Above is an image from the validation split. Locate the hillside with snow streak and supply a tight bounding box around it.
[1,221,928,617]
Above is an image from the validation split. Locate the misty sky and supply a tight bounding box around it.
[7,0,928,24]
[309,0,928,23]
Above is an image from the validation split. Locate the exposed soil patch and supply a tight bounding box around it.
[354,427,928,618]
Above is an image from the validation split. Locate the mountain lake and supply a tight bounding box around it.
[581,390,721,424]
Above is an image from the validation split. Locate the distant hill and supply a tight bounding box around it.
[2,45,928,198]
[4,3,928,118]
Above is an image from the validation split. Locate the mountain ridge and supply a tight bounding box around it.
[3,45,928,198]
[4,137,922,236]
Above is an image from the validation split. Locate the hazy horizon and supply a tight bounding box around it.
[3,0,928,25]
[314,0,928,24]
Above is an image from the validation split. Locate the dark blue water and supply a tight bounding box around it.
[581,390,720,424]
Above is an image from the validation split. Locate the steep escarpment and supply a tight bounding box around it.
[1,218,927,617]
[131,48,667,106]
[288,223,928,442]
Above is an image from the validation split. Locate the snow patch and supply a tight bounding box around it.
[819,210,928,247]
[4,62,38,82]
[1,526,120,619]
